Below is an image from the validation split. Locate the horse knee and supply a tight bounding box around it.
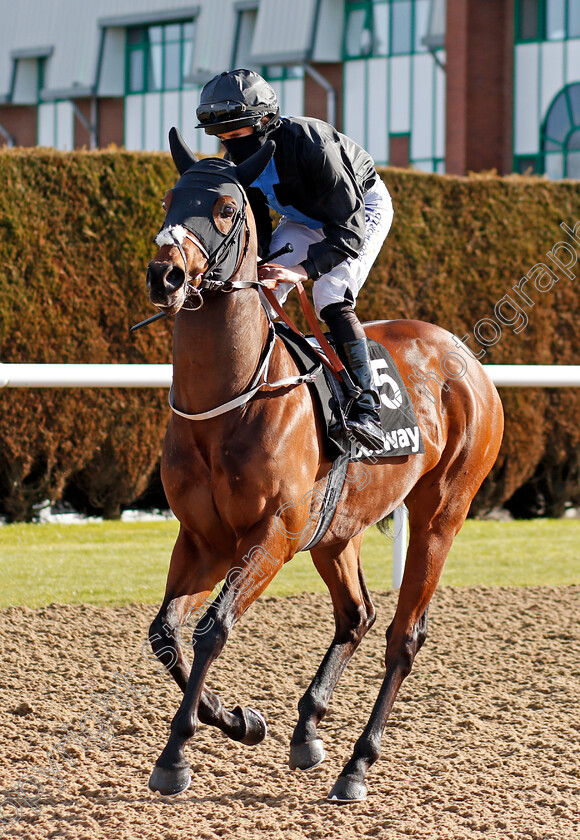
[337,603,375,645]
[147,610,181,671]
[192,617,228,657]
[335,604,375,645]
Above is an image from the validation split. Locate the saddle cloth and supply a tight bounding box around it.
[274,323,425,461]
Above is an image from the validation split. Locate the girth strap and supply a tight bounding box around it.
[301,447,353,551]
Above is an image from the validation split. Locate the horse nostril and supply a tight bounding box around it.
[147,262,185,298]
[163,265,185,293]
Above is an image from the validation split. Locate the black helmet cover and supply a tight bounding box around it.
[195,69,280,136]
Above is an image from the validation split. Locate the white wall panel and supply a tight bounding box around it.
[55,101,74,150]
[161,91,180,152]
[12,59,38,104]
[514,43,540,155]
[144,92,162,151]
[182,86,219,156]
[280,79,304,118]
[124,94,143,150]
[540,40,565,116]
[98,28,125,96]
[343,61,366,149]
[366,59,388,164]
[565,38,580,83]
[410,53,433,160]
[389,55,411,134]
[413,159,434,172]
[37,103,55,147]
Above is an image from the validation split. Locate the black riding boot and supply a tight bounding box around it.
[339,339,386,451]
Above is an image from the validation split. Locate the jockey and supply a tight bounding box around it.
[195,69,394,452]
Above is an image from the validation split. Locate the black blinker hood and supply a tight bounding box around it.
[159,128,275,285]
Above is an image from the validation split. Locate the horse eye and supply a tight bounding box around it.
[221,205,236,218]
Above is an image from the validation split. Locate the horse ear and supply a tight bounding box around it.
[233,140,276,188]
[169,127,198,175]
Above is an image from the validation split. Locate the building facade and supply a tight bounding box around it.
[0,0,579,179]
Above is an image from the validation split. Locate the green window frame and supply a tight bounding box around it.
[515,0,580,43]
[513,154,543,175]
[37,58,46,101]
[125,20,195,94]
[343,0,430,59]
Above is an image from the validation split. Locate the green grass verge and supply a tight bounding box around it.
[0,519,579,608]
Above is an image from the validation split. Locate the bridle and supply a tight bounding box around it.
[153,170,255,312]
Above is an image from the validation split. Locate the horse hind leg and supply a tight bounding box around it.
[327,373,503,802]
[327,505,454,803]
[289,534,376,771]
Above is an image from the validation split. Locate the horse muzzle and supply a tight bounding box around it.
[147,260,188,313]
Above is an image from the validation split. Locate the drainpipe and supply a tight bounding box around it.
[304,63,336,127]
[0,122,15,148]
[71,97,97,149]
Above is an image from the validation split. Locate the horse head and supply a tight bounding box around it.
[147,127,275,315]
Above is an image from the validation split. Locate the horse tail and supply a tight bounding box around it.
[376,514,393,539]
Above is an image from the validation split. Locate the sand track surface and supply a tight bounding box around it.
[1,586,579,839]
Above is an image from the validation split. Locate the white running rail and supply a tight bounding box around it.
[2,362,579,587]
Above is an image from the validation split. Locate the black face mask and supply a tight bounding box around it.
[222,132,265,164]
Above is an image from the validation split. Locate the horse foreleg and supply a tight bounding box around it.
[150,598,253,742]
[149,526,268,747]
[148,526,290,797]
[328,517,455,803]
[289,534,376,771]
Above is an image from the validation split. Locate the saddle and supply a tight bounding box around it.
[274,323,424,462]
[274,323,424,551]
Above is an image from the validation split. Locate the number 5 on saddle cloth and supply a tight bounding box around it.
[274,322,424,462]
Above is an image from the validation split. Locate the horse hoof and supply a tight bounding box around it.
[289,739,326,771]
[327,775,367,803]
[148,764,191,797]
[234,706,268,746]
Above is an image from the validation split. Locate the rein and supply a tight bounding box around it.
[260,284,351,385]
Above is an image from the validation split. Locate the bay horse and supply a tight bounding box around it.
[144,129,503,803]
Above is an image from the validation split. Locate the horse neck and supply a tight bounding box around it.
[171,285,270,417]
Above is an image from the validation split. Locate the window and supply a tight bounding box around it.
[232,7,260,71]
[541,83,580,178]
[344,0,432,59]
[391,0,412,54]
[518,0,541,39]
[568,1,580,37]
[517,0,580,42]
[546,0,566,39]
[126,21,195,94]
[264,65,304,81]
[344,3,373,57]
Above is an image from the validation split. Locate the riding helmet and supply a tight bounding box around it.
[195,69,280,136]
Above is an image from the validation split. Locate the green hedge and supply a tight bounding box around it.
[0,149,579,520]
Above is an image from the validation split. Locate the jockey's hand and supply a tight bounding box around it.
[258,262,308,289]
